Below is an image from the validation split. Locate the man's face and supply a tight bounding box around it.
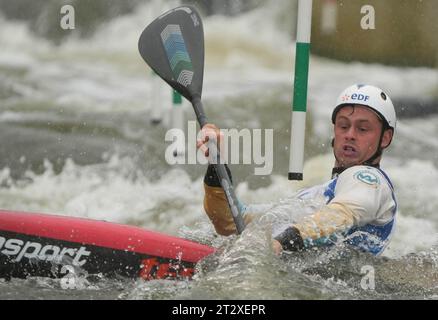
[333,105,392,168]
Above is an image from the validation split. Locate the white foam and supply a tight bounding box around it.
[0,156,205,236]
[386,158,438,220]
[383,213,438,259]
[380,158,438,257]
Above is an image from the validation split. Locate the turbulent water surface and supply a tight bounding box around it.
[0,1,438,299]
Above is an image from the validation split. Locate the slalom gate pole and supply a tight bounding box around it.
[172,90,185,157]
[288,0,313,181]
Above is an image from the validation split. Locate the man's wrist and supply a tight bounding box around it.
[204,164,232,187]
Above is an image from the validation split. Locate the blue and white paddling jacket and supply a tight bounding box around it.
[203,165,397,256]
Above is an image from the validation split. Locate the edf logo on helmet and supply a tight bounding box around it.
[341,93,370,102]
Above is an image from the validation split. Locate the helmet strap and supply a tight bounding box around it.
[362,135,384,166]
[363,124,393,166]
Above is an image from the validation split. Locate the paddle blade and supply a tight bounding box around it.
[138,6,204,102]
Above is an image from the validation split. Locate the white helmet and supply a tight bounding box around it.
[331,84,396,130]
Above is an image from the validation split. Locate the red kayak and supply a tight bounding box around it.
[0,210,215,280]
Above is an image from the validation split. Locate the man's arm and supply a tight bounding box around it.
[274,202,359,252]
[274,166,395,253]
[200,124,273,235]
[204,164,275,236]
[203,164,253,235]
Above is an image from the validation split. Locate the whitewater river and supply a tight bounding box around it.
[0,1,437,299]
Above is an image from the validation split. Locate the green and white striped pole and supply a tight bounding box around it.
[172,90,185,158]
[172,89,183,133]
[173,89,182,105]
[289,0,313,181]
[150,70,163,125]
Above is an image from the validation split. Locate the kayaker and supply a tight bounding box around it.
[197,84,397,256]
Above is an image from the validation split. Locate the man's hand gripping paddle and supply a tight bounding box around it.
[138,6,245,233]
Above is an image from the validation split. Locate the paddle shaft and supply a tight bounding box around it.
[192,97,245,234]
